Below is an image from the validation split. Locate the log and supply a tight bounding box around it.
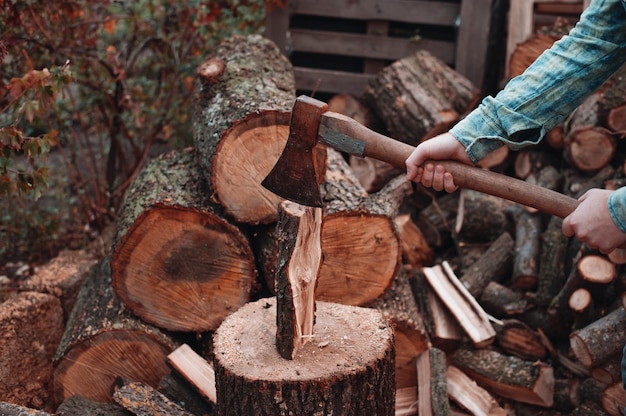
[0,291,64,410]
[452,345,555,407]
[509,205,543,290]
[192,34,296,225]
[479,281,532,317]
[349,156,404,193]
[364,50,480,144]
[158,373,215,416]
[0,402,52,416]
[456,190,514,243]
[51,258,178,407]
[591,355,623,386]
[459,231,515,299]
[508,33,559,79]
[316,149,406,306]
[414,193,459,249]
[446,365,506,416]
[577,254,617,285]
[55,395,131,415]
[274,201,323,359]
[369,268,431,388]
[601,382,626,416]
[111,378,194,416]
[213,298,395,415]
[534,215,569,306]
[570,307,626,369]
[569,287,595,330]
[110,150,257,332]
[416,348,450,416]
[422,262,495,348]
[564,92,617,173]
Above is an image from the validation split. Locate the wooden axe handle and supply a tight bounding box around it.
[321,112,579,219]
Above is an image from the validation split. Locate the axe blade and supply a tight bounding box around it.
[261,95,328,207]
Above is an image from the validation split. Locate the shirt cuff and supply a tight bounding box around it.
[608,187,626,232]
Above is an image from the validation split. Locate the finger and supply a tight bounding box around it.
[443,172,458,193]
[562,216,575,238]
[421,164,435,188]
[406,165,417,181]
[431,165,446,191]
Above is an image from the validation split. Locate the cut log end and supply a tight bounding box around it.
[111,206,256,332]
[196,58,226,83]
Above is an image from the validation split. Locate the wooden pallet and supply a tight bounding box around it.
[265,0,502,97]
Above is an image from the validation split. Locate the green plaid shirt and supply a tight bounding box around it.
[450,0,626,230]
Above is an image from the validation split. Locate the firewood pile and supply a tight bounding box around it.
[2,32,626,415]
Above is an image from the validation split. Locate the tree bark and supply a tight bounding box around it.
[52,258,178,407]
[192,34,296,225]
[213,298,395,416]
[111,150,257,332]
[569,307,626,369]
[416,348,450,416]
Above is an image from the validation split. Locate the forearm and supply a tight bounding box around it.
[451,0,626,163]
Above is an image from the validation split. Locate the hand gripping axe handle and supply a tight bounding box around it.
[262,95,579,219]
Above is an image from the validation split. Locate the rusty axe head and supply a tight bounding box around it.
[261,95,328,207]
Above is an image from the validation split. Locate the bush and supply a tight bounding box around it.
[0,0,267,265]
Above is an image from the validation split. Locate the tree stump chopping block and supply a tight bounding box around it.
[111,150,257,333]
[364,50,480,145]
[192,34,297,225]
[213,298,396,416]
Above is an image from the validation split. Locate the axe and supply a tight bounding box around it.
[262,95,579,218]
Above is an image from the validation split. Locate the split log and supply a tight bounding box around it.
[111,378,194,416]
[394,213,434,268]
[192,34,296,225]
[395,387,418,416]
[213,298,395,416]
[446,365,506,416]
[422,262,495,348]
[0,291,64,410]
[409,269,463,353]
[166,344,216,405]
[369,268,431,388]
[275,202,323,359]
[316,150,407,306]
[416,348,450,415]
[110,150,257,332]
[364,50,480,144]
[459,231,515,299]
[569,307,626,369]
[452,345,555,407]
[493,319,547,361]
[51,258,178,407]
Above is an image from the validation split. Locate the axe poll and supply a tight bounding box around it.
[262,95,579,218]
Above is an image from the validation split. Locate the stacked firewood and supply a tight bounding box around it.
[4,32,626,415]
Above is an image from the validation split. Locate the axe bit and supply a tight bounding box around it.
[263,95,579,219]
